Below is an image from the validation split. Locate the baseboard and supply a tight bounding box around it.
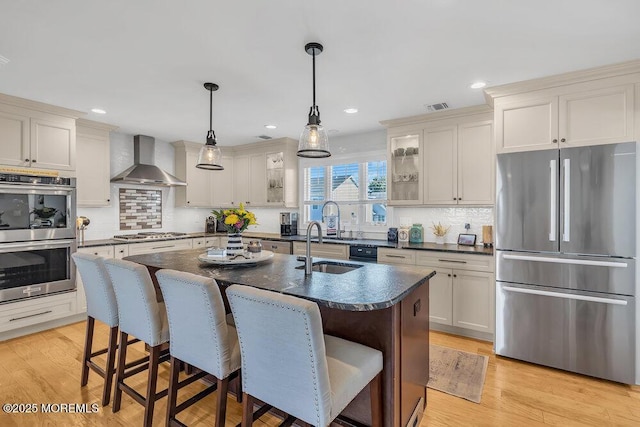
[429,323,494,342]
[0,313,86,342]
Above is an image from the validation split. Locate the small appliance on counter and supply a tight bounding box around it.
[205,216,216,234]
[280,212,298,236]
[387,227,398,243]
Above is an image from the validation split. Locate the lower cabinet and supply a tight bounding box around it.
[0,292,77,334]
[379,248,495,338]
[292,242,348,260]
[127,239,193,256]
[261,240,292,254]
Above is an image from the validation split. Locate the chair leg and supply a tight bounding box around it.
[101,326,118,406]
[143,344,161,427]
[112,331,129,413]
[166,356,181,427]
[241,393,255,427]
[236,370,243,403]
[81,317,95,386]
[369,373,382,427]
[215,377,229,426]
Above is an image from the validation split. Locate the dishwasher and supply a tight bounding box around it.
[349,244,378,263]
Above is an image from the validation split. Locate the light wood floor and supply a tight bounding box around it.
[0,320,638,426]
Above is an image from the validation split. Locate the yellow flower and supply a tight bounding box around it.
[225,214,239,225]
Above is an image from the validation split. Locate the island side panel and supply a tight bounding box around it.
[319,303,402,426]
[401,280,429,427]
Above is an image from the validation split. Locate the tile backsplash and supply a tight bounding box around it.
[119,188,162,230]
[392,206,494,244]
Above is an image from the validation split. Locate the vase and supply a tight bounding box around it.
[226,232,244,257]
[435,235,445,245]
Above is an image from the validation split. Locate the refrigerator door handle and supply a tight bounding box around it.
[502,286,628,306]
[563,158,570,242]
[549,159,557,241]
[502,253,628,268]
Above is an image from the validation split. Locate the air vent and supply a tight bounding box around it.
[424,102,449,112]
[0,55,9,68]
[257,135,273,140]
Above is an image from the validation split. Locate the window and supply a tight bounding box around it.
[302,158,387,228]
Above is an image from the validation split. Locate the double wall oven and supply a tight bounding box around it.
[0,173,76,303]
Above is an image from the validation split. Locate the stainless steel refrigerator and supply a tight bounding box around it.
[495,142,638,384]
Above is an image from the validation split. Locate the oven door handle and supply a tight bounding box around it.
[0,239,76,253]
[0,183,75,193]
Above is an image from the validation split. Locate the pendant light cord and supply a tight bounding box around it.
[209,87,213,132]
[312,49,316,109]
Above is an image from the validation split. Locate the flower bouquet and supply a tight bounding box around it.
[211,203,257,233]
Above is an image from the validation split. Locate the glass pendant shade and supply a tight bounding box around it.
[298,123,330,158]
[196,82,224,170]
[297,42,331,158]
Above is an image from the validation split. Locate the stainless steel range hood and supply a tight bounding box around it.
[111,135,187,186]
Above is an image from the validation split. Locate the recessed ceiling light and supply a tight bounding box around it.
[344,107,358,114]
[264,124,277,129]
[470,81,487,89]
[91,108,107,114]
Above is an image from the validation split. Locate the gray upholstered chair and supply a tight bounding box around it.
[226,285,383,427]
[72,252,121,406]
[103,258,170,427]
[156,269,242,427]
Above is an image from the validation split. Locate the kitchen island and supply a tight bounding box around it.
[125,249,435,427]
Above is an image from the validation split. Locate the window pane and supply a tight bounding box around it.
[307,204,323,222]
[331,163,359,201]
[364,203,387,224]
[304,167,325,201]
[366,161,387,200]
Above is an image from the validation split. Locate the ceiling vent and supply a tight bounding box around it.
[257,135,273,140]
[424,102,449,112]
[0,55,9,68]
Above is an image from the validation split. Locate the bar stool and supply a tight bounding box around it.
[156,269,242,427]
[72,252,121,406]
[104,258,170,427]
[226,285,383,427]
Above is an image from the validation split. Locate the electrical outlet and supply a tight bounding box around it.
[464,223,471,230]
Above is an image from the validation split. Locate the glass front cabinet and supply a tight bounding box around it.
[388,133,422,205]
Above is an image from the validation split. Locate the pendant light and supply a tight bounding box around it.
[196,82,224,170]
[297,42,331,158]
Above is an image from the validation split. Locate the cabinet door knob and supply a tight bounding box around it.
[560,138,566,143]
[32,159,36,163]
[25,158,30,162]
[458,197,462,201]
[552,139,558,143]
[453,274,457,278]
[453,197,457,201]
[187,201,190,204]
[448,274,452,277]
[107,199,110,202]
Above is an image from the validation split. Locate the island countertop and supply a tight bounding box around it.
[124,249,435,311]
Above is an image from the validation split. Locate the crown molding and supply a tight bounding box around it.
[0,92,85,118]
[76,118,118,132]
[379,104,492,128]
[483,58,640,105]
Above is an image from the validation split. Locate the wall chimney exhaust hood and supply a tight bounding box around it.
[111,135,187,186]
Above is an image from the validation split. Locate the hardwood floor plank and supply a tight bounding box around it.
[1,321,639,427]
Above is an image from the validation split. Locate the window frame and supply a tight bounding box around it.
[299,150,388,232]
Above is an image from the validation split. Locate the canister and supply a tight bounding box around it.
[409,223,424,243]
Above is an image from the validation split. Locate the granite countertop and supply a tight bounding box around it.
[78,231,493,256]
[125,249,436,312]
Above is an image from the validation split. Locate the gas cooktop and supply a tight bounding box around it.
[113,232,188,241]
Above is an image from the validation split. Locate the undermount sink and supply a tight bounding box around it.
[295,261,363,274]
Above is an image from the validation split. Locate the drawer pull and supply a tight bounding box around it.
[385,254,406,258]
[10,310,53,322]
[152,245,175,250]
[438,259,467,264]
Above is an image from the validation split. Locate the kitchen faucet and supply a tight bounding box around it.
[300,221,323,275]
[321,201,341,239]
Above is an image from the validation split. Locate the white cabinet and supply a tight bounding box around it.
[261,240,292,255]
[76,245,115,313]
[76,119,117,207]
[383,105,494,206]
[0,292,77,334]
[127,239,193,256]
[490,75,636,153]
[211,155,234,207]
[114,244,129,259]
[205,236,220,248]
[192,237,207,251]
[379,247,495,338]
[173,141,213,208]
[232,154,251,206]
[292,242,348,260]
[0,94,81,172]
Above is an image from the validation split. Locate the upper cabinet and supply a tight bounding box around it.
[173,137,298,208]
[76,119,118,207]
[486,61,640,154]
[0,93,82,173]
[382,105,494,206]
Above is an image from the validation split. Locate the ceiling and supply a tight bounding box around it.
[1,1,639,146]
